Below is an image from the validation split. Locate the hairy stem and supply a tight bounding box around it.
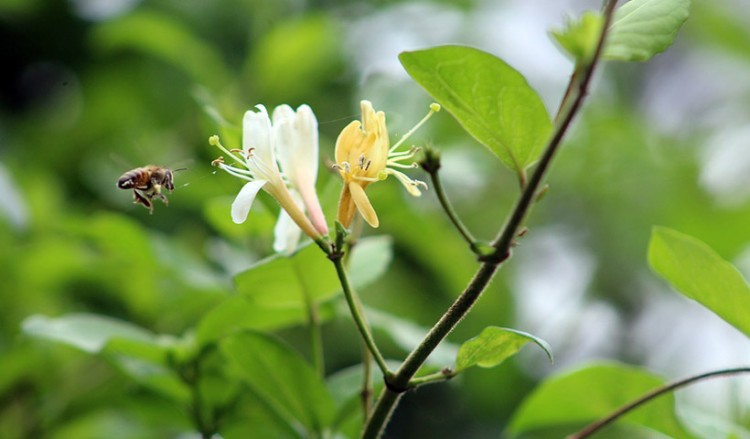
[568,367,750,439]
[361,346,374,419]
[331,255,390,376]
[361,1,619,437]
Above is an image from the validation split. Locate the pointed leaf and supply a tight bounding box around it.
[605,0,691,62]
[508,362,693,438]
[22,313,154,353]
[648,226,750,338]
[455,326,552,372]
[221,331,335,434]
[400,45,552,173]
[195,296,336,346]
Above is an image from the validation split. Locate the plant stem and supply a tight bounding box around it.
[361,345,374,419]
[567,367,750,439]
[361,2,619,437]
[331,255,390,376]
[177,355,215,439]
[407,369,455,388]
[293,259,325,377]
[424,159,480,253]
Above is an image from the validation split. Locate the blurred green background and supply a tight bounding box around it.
[2,0,750,437]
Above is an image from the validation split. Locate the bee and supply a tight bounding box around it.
[117,165,175,214]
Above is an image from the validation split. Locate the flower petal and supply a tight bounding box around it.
[349,181,379,228]
[335,120,363,166]
[273,107,318,184]
[231,180,267,224]
[273,191,304,255]
[270,105,328,235]
[336,183,355,228]
[243,105,275,167]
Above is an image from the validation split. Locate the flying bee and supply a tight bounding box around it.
[117,165,176,214]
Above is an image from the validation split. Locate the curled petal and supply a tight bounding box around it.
[231,180,267,224]
[349,182,379,228]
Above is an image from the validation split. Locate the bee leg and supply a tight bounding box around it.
[154,193,169,206]
[133,190,154,214]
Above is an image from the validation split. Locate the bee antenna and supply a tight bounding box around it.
[173,167,188,173]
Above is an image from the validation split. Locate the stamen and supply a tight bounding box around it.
[387,169,427,196]
[231,147,254,160]
[389,103,440,154]
[209,135,246,168]
[387,161,419,169]
[217,163,255,182]
[211,156,225,166]
[358,153,366,169]
[364,159,372,171]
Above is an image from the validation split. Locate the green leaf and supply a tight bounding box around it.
[552,12,604,64]
[347,236,393,288]
[22,314,192,403]
[508,362,693,438]
[648,226,750,338]
[605,0,691,62]
[399,45,552,173]
[455,326,552,372]
[235,243,337,307]
[104,345,190,404]
[235,236,392,308]
[195,296,336,346]
[22,313,154,353]
[326,365,380,437]
[221,331,335,435]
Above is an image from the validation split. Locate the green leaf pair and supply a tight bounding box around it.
[400,0,690,175]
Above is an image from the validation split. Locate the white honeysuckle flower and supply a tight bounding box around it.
[334,100,439,228]
[210,104,328,252]
[272,104,329,235]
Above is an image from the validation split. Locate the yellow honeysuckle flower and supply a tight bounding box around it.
[334,100,439,228]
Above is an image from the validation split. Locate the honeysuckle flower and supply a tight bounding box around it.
[334,100,439,228]
[271,104,328,236]
[210,104,328,253]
